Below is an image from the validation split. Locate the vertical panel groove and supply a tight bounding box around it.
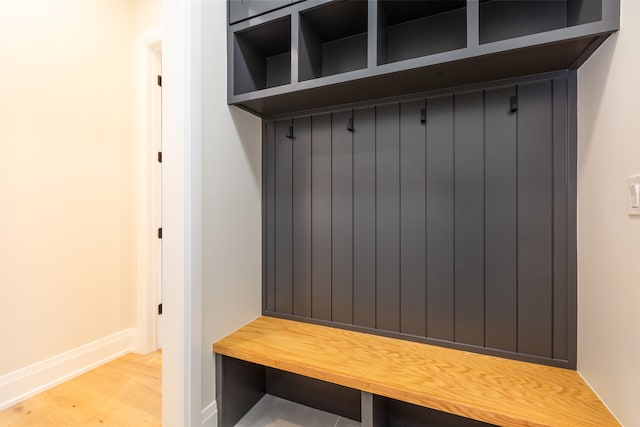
[330,113,333,321]
[375,106,378,330]
[515,84,519,353]
[483,90,487,348]
[551,79,555,358]
[292,120,295,315]
[310,116,314,318]
[353,109,357,325]
[399,102,402,334]
[425,99,428,338]
[452,95,456,343]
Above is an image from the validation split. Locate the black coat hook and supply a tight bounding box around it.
[286,126,294,139]
[510,96,518,112]
[420,108,426,124]
[347,117,354,132]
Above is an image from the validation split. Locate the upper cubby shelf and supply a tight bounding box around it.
[377,0,467,65]
[234,16,291,95]
[299,0,368,81]
[227,0,618,117]
[479,0,603,44]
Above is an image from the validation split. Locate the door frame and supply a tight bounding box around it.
[136,30,162,354]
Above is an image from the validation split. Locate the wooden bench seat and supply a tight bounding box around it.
[213,316,619,427]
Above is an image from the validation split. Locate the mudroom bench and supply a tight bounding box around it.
[213,316,619,427]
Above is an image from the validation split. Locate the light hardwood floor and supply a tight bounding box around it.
[0,351,161,427]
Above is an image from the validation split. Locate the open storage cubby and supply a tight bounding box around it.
[217,356,361,427]
[479,0,603,44]
[377,0,467,65]
[299,0,368,81]
[233,16,291,95]
[372,397,496,427]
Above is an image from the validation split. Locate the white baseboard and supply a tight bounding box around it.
[0,328,136,410]
[201,400,217,427]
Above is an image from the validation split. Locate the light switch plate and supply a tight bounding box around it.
[629,175,640,216]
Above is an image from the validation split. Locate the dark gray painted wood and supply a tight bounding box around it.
[262,74,575,368]
[376,3,389,65]
[229,0,291,24]
[484,86,518,352]
[568,0,602,26]
[553,79,569,361]
[322,33,368,78]
[218,356,266,427]
[265,51,291,89]
[233,17,290,94]
[517,81,554,358]
[383,8,466,64]
[353,107,377,329]
[234,33,265,95]
[229,0,618,116]
[312,113,333,321]
[479,0,569,44]
[266,368,361,421]
[292,116,312,317]
[426,95,455,341]
[243,0,292,22]
[453,91,485,346]
[332,109,354,324]
[265,121,276,313]
[299,0,368,80]
[375,103,401,332]
[275,119,293,314]
[384,398,497,427]
[299,16,322,82]
[399,100,426,337]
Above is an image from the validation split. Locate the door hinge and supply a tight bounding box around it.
[157,151,162,163]
[158,303,163,315]
[157,75,162,87]
[157,227,163,239]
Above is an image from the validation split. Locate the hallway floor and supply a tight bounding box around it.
[0,351,161,427]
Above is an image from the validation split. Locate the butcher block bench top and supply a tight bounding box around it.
[212,316,619,427]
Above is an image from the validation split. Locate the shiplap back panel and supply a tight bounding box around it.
[262,76,575,367]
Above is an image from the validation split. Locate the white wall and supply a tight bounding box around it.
[577,1,640,426]
[200,0,263,422]
[0,0,160,409]
[160,0,262,425]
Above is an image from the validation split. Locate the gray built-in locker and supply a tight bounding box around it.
[263,74,576,368]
